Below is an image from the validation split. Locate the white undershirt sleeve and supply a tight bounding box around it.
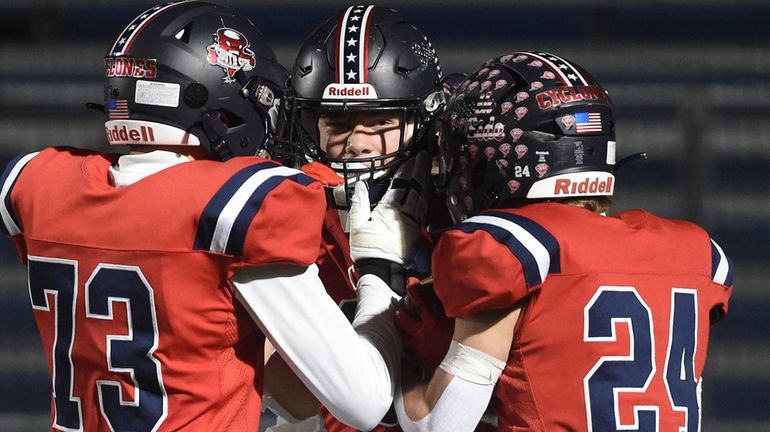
[233,264,400,431]
[395,341,505,432]
[395,375,495,432]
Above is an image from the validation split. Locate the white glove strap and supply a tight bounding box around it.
[350,248,404,264]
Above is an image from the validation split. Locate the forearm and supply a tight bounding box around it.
[263,353,321,421]
[395,343,501,432]
[233,264,399,431]
[395,309,518,432]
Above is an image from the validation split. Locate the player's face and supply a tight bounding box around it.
[318,111,413,166]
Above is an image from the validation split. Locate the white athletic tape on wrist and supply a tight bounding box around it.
[438,340,506,386]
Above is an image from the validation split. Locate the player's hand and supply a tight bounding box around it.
[395,277,454,373]
[348,152,432,265]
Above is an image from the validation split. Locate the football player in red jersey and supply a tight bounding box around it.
[259,5,447,432]
[0,2,414,431]
[393,52,734,431]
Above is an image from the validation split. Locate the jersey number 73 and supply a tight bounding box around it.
[28,256,167,432]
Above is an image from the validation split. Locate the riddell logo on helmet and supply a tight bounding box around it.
[554,176,613,195]
[322,83,378,99]
[105,124,156,144]
[104,120,202,146]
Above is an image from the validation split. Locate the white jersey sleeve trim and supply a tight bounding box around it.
[710,238,731,285]
[465,214,551,283]
[1,152,39,236]
[211,166,302,253]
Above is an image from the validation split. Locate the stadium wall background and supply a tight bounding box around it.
[0,1,768,430]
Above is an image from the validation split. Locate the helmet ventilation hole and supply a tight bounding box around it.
[174,23,193,43]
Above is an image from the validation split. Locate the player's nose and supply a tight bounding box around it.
[345,128,380,158]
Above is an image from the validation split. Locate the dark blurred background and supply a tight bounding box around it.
[1,0,768,430]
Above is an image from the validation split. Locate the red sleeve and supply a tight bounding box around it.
[432,228,530,319]
[238,173,327,267]
[300,161,344,187]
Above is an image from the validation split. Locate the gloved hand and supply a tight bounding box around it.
[395,277,454,373]
[348,152,432,265]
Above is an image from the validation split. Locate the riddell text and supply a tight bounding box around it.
[106,124,156,143]
[554,177,612,195]
[327,86,370,96]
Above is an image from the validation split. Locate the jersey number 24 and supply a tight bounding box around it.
[584,285,700,432]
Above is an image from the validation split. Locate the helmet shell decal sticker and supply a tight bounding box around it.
[336,5,376,84]
[107,98,130,120]
[207,28,256,83]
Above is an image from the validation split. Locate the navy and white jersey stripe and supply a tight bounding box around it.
[527,51,589,86]
[454,210,560,288]
[194,163,316,256]
[710,238,734,286]
[337,5,375,84]
[0,152,38,237]
[109,1,181,56]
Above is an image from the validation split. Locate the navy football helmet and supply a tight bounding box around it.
[103,1,288,161]
[440,51,617,221]
[288,5,444,208]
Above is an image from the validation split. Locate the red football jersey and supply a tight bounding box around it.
[0,147,326,432]
[432,203,733,432]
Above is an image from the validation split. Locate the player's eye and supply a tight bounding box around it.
[321,117,351,131]
[367,117,397,128]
